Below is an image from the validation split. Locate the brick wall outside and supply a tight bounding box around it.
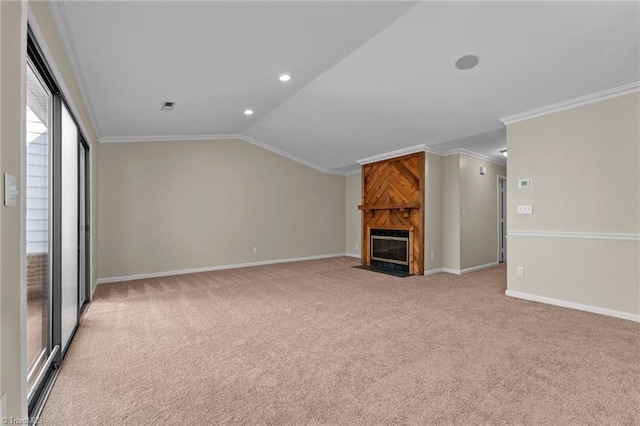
[27,252,49,300]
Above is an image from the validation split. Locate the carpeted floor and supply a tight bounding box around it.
[41,257,639,425]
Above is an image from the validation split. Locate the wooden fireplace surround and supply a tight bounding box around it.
[358,152,425,275]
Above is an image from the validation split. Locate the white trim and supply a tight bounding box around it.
[499,82,640,125]
[423,268,443,276]
[461,262,499,274]
[96,253,349,284]
[357,144,429,165]
[100,134,241,144]
[505,290,640,323]
[101,133,349,176]
[508,231,640,241]
[442,148,506,167]
[441,262,500,275]
[343,169,361,176]
[239,134,343,175]
[47,1,103,139]
[344,253,361,259]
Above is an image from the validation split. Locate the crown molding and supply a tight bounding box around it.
[239,134,344,175]
[500,82,640,125]
[100,134,240,143]
[100,133,349,175]
[48,1,103,140]
[442,148,506,167]
[343,169,361,176]
[357,144,436,165]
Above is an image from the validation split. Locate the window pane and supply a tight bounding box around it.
[60,103,78,351]
[26,62,51,392]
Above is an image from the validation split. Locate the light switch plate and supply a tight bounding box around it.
[4,173,18,207]
[517,205,533,215]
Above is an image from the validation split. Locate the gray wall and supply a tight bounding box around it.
[97,139,346,280]
[506,92,639,316]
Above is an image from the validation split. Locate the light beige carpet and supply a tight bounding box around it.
[41,257,639,425]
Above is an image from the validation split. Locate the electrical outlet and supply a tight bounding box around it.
[252,247,258,253]
[355,244,359,251]
[430,252,435,260]
[516,266,524,277]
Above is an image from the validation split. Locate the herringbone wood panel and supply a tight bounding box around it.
[361,152,424,274]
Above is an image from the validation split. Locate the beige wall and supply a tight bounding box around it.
[1,1,26,418]
[345,173,361,257]
[1,1,101,418]
[460,155,506,270]
[442,153,507,272]
[506,92,640,316]
[424,153,443,272]
[442,154,460,271]
[97,139,346,279]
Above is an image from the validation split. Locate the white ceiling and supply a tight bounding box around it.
[52,1,639,173]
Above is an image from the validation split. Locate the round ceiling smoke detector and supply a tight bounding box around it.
[455,55,479,70]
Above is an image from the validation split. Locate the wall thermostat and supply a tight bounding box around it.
[518,179,532,189]
[479,166,487,175]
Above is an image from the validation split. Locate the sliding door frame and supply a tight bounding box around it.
[26,26,91,420]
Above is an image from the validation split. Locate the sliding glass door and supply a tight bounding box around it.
[25,60,52,398]
[60,103,79,352]
[26,28,91,419]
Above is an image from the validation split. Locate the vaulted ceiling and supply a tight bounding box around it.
[51,1,639,173]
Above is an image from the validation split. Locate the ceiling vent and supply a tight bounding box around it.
[160,101,176,111]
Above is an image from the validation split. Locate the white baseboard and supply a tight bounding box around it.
[344,253,361,259]
[461,262,499,274]
[440,262,499,275]
[505,290,640,323]
[423,268,443,276]
[97,253,349,284]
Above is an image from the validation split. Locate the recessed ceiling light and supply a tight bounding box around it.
[278,74,292,82]
[244,109,254,116]
[455,55,479,70]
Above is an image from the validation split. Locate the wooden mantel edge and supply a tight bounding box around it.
[357,202,420,211]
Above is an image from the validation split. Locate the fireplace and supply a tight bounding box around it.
[370,229,410,273]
